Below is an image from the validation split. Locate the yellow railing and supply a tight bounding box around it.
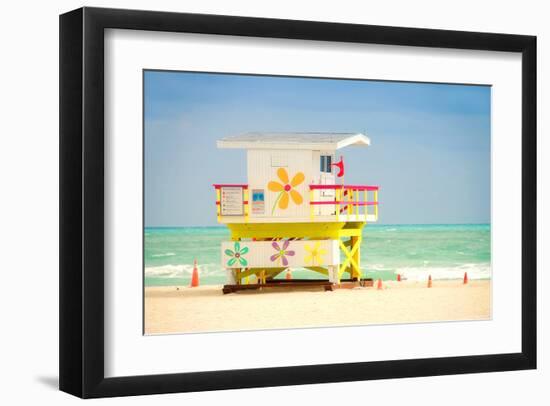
[309,184,379,222]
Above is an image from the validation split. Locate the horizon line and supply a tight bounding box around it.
[145,222,491,229]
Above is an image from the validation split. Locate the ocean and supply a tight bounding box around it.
[144,224,491,287]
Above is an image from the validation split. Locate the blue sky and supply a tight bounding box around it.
[144,70,490,226]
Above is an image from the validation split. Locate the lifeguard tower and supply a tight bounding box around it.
[213,132,379,293]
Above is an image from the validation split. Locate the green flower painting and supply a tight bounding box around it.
[225,241,249,267]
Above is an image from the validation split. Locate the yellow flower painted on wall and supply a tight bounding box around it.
[304,242,327,266]
[268,168,305,214]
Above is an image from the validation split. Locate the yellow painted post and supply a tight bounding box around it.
[310,188,314,220]
[338,239,350,283]
[235,268,241,285]
[364,190,368,218]
[351,236,362,280]
[232,236,241,284]
[347,189,352,216]
[216,188,221,222]
[244,188,249,222]
[374,190,378,220]
[355,190,361,221]
[349,236,358,279]
[335,188,341,221]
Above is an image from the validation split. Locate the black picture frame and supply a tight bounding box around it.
[59,7,537,398]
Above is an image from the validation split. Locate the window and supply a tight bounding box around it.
[320,154,332,173]
[251,189,265,215]
[252,190,265,202]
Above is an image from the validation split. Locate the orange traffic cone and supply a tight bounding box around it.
[286,269,292,280]
[427,275,432,288]
[463,272,468,284]
[190,259,199,287]
[377,278,383,290]
[397,274,401,282]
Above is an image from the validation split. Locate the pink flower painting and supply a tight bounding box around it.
[270,240,295,267]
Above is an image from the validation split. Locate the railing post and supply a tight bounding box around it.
[355,189,361,221]
[216,188,221,221]
[310,188,314,220]
[375,190,379,219]
[335,187,341,221]
[243,187,249,222]
[364,189,367,218]
[347,188,352,216]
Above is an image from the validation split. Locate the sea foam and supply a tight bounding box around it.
[396,263,491,281]
[145,263,222,278]
[151,252,177,258]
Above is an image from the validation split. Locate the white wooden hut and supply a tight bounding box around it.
[213,132,379,292]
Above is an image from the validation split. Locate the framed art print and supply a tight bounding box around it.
[59,7,536,398]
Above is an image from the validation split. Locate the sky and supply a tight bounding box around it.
[144,70,490,227]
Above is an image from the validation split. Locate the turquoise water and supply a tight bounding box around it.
[144,224,491,286]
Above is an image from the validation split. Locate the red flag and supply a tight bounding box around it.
[331,156,345,177]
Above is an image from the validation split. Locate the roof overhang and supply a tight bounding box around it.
[217,132,371,150]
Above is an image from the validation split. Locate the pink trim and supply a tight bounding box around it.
[213,184,248,189]
[308,184,340,190]
[216,201,248,205]
[344,185,379,191]
[309,184,379,191]
[310,201,378,206]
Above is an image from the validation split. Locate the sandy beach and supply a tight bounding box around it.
[144,280,491,334]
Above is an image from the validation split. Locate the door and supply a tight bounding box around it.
[316,154,336,216]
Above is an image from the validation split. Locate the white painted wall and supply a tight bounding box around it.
[247,149,313,219]
[221,239,340,268]
[246,149,339,219]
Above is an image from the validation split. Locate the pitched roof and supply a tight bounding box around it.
[217,132,371,150]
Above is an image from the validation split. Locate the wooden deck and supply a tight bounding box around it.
[222,278,374,294]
